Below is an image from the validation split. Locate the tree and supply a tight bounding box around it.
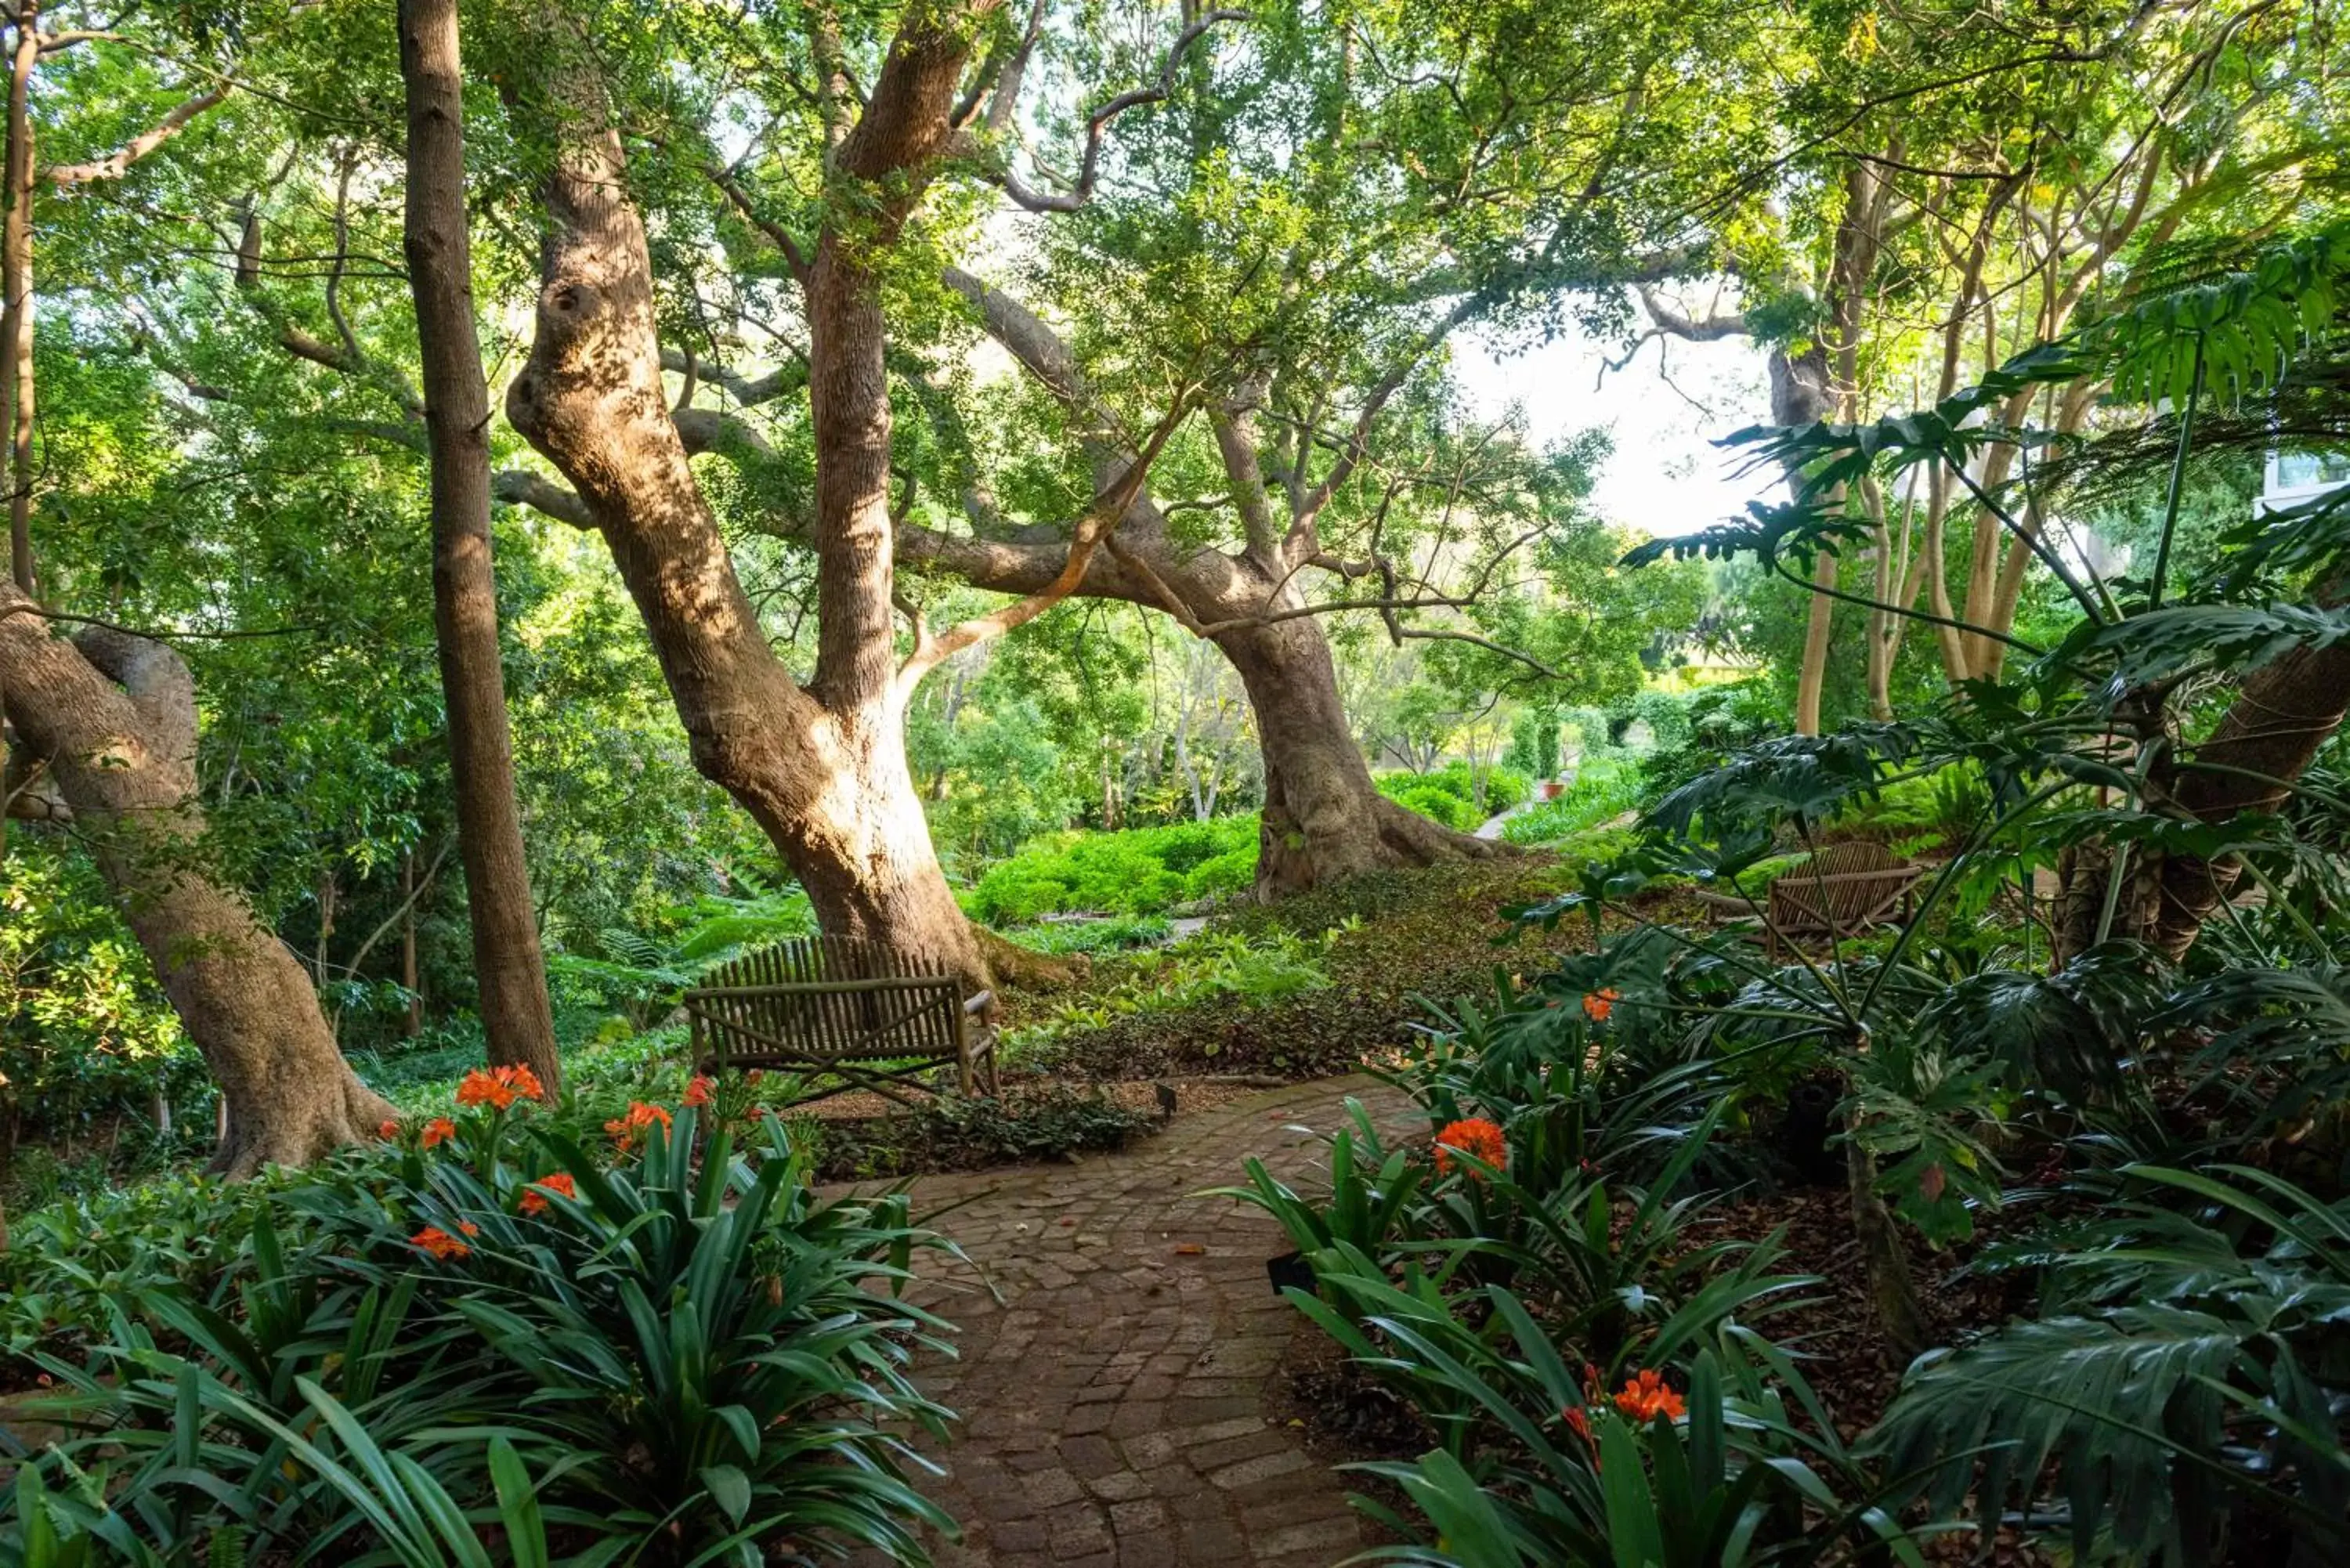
[485,7,1192,991]
[567,0,1766,897]
[396,0,559,1090]
[1634,0,2330,724]
[0,591,395,1172]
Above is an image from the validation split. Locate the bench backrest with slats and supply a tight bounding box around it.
[1769,842,1922,936]
[685,935,964,1069]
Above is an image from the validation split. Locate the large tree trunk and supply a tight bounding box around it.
[399,0,561,1089]
[1218,614,1504,898]
[2147,630,2350,962]
[504,31,989,992]
[0,591,395,1173]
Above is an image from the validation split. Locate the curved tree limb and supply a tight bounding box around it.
[989,9,1246,213]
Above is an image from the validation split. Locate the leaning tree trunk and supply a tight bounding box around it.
[2147,624,2350,962]
[399,0,561,1089]
[1216,612,1505,898]
[0,591,396,1172]
[503,32,989,994]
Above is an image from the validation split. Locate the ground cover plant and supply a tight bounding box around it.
[0,1074,960,1566]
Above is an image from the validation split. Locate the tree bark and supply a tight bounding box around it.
[2147,630,2350,961]
[1772,343,1838,734]
[0,591,396,1172]
[1220,616,1503,896]
[504,30,988,991]
[398,0,561,1089]
[2,4,36,598]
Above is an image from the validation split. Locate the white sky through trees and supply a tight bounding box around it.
[1454,323,1775,541]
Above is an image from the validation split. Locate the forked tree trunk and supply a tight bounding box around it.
[0,592,396,1172]
[504,34,989,992]
[1220,616,1503,897]
[398,0,561,1089]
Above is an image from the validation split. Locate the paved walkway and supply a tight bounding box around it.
[841,1075,1417,1568]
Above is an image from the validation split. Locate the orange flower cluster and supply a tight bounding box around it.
[456,1064,546,1111]
[1434,1118,1507,1179]
[377,1118,400,1140]
[421,1117,457,1149]
[519,1172,577,1216]
[412,1222,479,1260]
[1583,988,1622,1023]
[606,1100,672,1153]
[683,1075,715,1107]
[1612,1368,1686,1423]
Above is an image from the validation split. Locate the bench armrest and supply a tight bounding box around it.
[963,988,995,1017]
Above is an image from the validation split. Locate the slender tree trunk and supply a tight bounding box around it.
[400,850,423,1039]
[398,0,561,1089]
[1220,616,1504,898]
[1771,344,1838,733]
[0,5,34,599]
[0,591,396,1172]
[1795,551,1837,735]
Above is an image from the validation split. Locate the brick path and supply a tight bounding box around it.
[841,1075,1417,1568]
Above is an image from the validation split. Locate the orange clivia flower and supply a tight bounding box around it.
[456,1070,508,1110]
[412,1227,471,1261]
[457,1221,480,1237]
[1563,1405,1593,1443]
[500,1064,547,1102]
[1612,1369,1686,1423]
[605,1100,673,1153]
[1433,1118,1508,1179]
[377,1118,400,1140]
[519,1172,577,1216]
[684,1075,715,1108]
[1583,987,1622,1023]
[420,1117,457,1149]
[456,1064,547,1112]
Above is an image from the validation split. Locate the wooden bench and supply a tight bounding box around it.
[684,935,1000,1107]
[1696,840,1925,959]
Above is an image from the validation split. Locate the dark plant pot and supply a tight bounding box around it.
[1542,781,1566,800]
[1267,1250,1317,1298]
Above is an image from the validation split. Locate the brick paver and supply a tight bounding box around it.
[839,1075,1416,1568]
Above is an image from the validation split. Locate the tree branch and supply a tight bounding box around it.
[490,468,595,529]
[1635,282,1748,341]
[659,346,805,407]
[45,85,227,186]
[896,400,1191,690]
[991,9,1246,213]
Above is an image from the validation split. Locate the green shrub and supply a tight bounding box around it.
[1004,929,1334,1057]
[2,840,213,1181]
[2,1087,960,1566]
[1184,845,1259,901]
[1376,763,1530,829]
[1383,781,1483,832]
[969,817,1257,923]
